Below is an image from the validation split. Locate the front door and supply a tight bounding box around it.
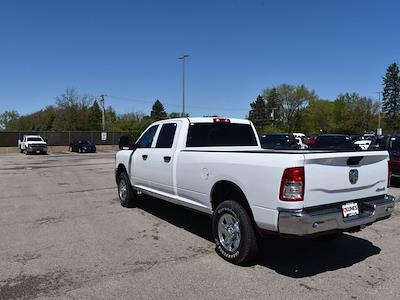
[130,124,159,189]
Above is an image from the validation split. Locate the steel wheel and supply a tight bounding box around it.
[217,213,241,252]
[118,178,128,202]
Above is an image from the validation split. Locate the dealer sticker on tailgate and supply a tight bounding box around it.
[342,202,359,218]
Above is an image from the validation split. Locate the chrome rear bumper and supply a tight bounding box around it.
[278,194,396,236]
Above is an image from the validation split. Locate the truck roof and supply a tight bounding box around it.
[157,117,251,124]
[23,135,43,138]
[188,117,250,124]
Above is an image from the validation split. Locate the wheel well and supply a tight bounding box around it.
[116,164,128,183]
[211,181,255,222]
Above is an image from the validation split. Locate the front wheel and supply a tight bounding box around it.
[212,200,259,265]
[117,172,137,207]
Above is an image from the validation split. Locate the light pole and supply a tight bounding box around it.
[178,55,189,117]
[376,92,382,136]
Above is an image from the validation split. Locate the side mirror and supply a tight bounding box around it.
[119,135,135,150]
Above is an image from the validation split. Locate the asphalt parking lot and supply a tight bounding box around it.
[0,152,399,300]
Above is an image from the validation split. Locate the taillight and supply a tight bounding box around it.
[213,118,230,123]
[279,167,305,201]
[388,160,392,188]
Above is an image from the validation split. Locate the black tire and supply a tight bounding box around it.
[20,148,23,153]
[117,172,137,207]
[212,200,259,265]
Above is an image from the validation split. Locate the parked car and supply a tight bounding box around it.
[18,135,48,155]
[304,135,317,146]
[353,134,376,150]
[378,135,400,181]
[69,140,96,153]
[293,132,306,139]
[295,137,308,149]
[115,117,394,265]
[260,133,298,149]
[310,134,355,151]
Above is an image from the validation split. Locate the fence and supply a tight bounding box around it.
[0,131,133,147]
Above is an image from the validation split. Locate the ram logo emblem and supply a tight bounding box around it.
[349,169,359,184]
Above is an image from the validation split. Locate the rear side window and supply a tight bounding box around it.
[156,123,177,148]
[186,123,258,147]
[136,125,159,148]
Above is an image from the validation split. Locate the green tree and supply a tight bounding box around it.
[262,87,281,123]
[299,99,334,134]
[88,100,102,131]
[5,107,56,131]
[333,93,378,134]
[0,110,20,130]
[52,88,93,131]
[262,84,317,132]
[106,106,117,125]
[169,112,182,118]
[150,100,167,120]
[248,95,269,130]
[382,63,400,132]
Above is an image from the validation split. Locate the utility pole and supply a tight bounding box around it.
[270,107,278,121]
[376,92,382,136]
[178,55,189,117]
[99,94,106,131]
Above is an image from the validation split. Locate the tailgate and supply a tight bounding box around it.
[303,151,389,208]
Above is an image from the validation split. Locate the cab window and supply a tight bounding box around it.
[156,123,177,148]
[136,125,159,148]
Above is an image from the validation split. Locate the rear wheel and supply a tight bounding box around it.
[117,172,137,207]
[212,200,258,265]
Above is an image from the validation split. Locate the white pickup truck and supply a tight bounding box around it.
[18,135,48,155]
[115,117,395,264]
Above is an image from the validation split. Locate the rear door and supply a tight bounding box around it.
[147,122,180,195]
[303,151,389,208]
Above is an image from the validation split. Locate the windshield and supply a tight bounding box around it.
[78,140,90,144]
[27,137,43,142]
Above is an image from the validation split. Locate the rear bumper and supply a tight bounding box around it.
[278,194,396,236]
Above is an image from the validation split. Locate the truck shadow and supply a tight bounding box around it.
[136,195,213,242]
[134,195,381,278]
[256,235,380,278]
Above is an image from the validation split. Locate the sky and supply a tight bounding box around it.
[0,0,399,118]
